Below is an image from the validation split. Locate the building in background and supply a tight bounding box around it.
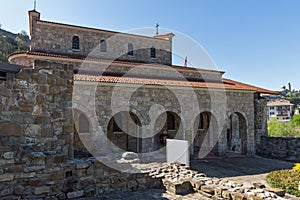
[267,99,294,121]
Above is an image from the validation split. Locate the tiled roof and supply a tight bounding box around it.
[8,51,225,74]
[8,51,277,94]
[222,79,278,95]
[267,99,293,106]
[74,73,277,94]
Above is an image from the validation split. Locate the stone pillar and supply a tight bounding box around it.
[217,124,228,157]
[184,129,194,157]
[254,98,268,154]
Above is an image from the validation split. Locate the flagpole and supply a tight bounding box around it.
[184,56,187,67]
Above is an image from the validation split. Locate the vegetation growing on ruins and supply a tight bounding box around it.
[267,164,300,197]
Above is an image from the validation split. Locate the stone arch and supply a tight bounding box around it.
[227,112,248,154]
[107,111,142,153]
[193,111,219,159]
[129,107,147,126]
[153,111,182,151]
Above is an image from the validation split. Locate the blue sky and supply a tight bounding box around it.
[0,0,299,91]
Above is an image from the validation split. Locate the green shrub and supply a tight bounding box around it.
[267,169,300,197]
[268,118,300,137]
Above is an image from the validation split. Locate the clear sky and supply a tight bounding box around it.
[0,0,299,91]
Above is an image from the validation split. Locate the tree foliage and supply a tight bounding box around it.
[291,114,300,126]
[0,29,29,62]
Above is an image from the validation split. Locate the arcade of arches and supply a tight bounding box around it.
[73,109,249,158]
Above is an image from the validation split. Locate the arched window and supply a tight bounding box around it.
[198,112,210,130]
[150,47,156,58]
[72,36,80,50]
[198,113,204,129]
[167,112,175,131]
[79,113,89,133]
[128,43,133,56]
[100,39,107,52]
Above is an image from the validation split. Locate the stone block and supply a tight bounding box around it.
[201,185,215,195]
[165,180,194,195]
[54,154,67,163]
[34,186,51,195]
[199,190,213,198]
[24,124,41,137]
[212,195,224,200]
[67,190,84,199]
[0,173,14,182]
[122,151,139,160]
[265,187,285,197]
[222,190,232,199]
[232,192,246,200]
[52,172,65,180]
[4,165,23,173]
[27,179,40,186]
[0,186,13,197]
[14,185,30,196]
[192,180,205,191]
[24,166,45,173]
[3,152,14,159]
[253,182,265,189]
[0,121,22,137]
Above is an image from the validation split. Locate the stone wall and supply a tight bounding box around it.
[259,136,300,162]
[0,61,163,199]
[0,60,73,157]
[29,10,172,65]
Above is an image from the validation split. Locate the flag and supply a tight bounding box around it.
[184,56,187,67]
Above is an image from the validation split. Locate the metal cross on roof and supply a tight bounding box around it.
[34,0,37,10]
[156,23,159,35]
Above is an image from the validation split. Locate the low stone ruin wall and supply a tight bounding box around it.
[148,163,286,200]
[0,147,163,199]
[258,136,300,162]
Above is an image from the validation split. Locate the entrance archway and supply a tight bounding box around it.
[107,111,142,153]
[193,112,219,159]
[73,110,92,158]
[227,112,247,154]
[153,111,181,151]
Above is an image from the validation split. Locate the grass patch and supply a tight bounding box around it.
[266,168,300,197]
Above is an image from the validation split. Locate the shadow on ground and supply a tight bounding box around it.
[190,156,294,178]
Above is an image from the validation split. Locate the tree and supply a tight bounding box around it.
[291,115,300,126]
[19,30,28,36]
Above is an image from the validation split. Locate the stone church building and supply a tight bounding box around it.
[6,10,276,162]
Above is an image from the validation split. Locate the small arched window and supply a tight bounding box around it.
[100,39,107,52]
[150,47,156,58]
[198,113,210,130]
[79,113,89,133]
[128,43,133,56]
[198,113,204,129]
[167,112,175,131]
[72,36,80,50]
